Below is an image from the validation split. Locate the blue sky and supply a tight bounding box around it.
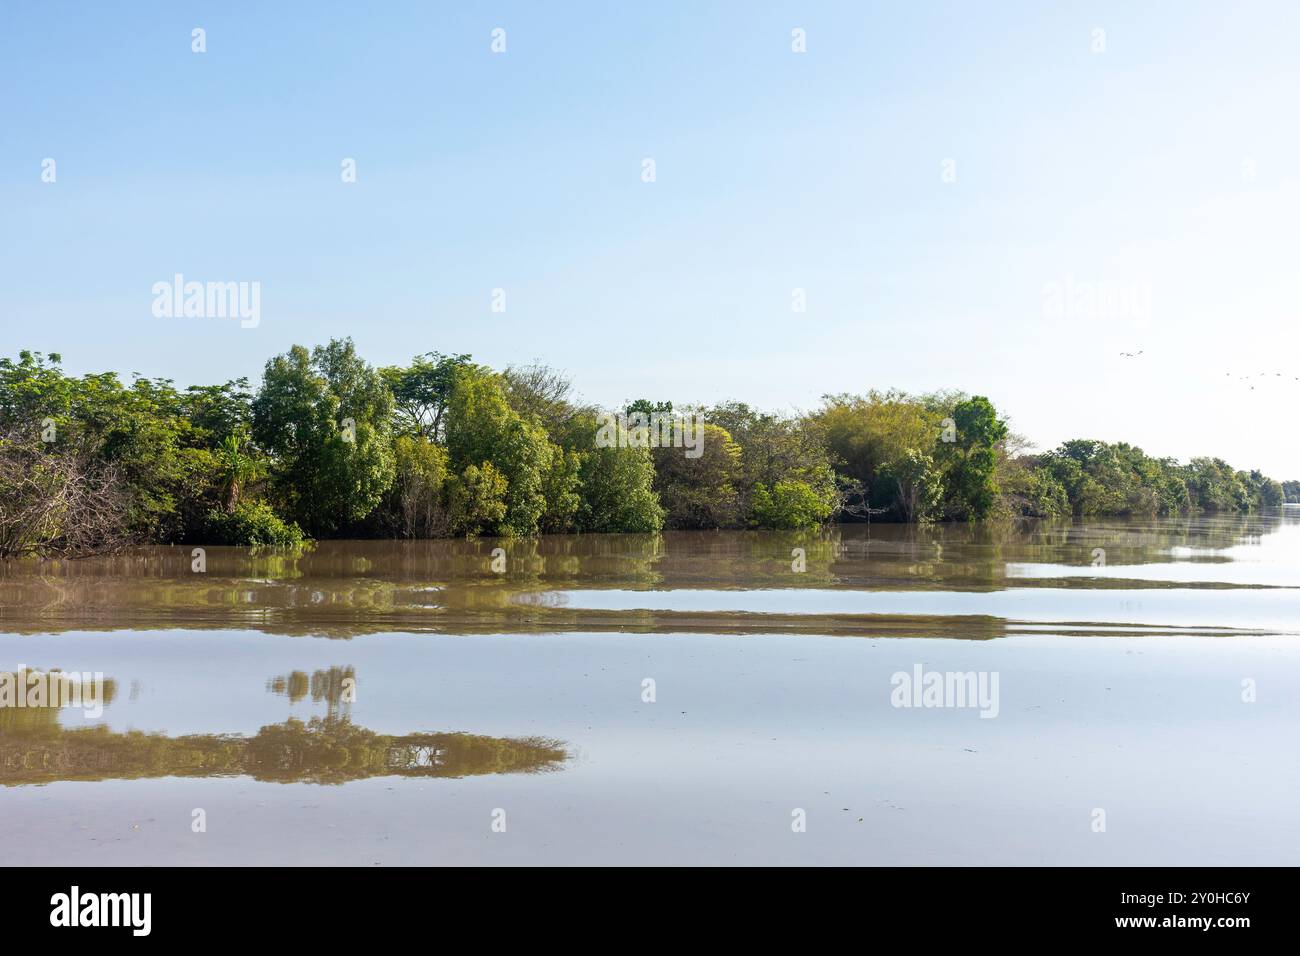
[3,1,1299,476]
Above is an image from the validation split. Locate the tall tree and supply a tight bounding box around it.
[939,395,1008,519]
[381,352,472,441]
[252,339,395,535]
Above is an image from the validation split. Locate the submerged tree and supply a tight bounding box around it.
[0,430,133,558]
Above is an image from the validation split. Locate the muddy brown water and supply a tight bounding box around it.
[2,511,1298,864]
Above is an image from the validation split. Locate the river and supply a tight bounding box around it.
[2,510,1297,864]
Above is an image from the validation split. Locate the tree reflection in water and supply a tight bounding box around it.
[0,669,567,786]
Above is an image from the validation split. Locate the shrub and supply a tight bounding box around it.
[205,500,306,546]
[750,479,836,529]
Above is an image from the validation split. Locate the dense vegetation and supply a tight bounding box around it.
[0,343,1291,555]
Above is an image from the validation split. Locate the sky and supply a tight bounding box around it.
[2,1,1299,476]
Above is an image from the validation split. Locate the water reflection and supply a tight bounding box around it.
[268,666,356,714]
[0,512,1294,638]
[0,669,568,787]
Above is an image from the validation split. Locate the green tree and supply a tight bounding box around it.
[252,339,395,535]
[576,437,664,533]
[939,396,1008,519]
[1001,461,1070,517]
[503,363,583,438]
[384,434,450,537]
[216,430,260,512]
[445,366,557,535]
[653,423,742,528]
[447,461,509,535]
[880,449,944,522]
[706,402,840,525]
[813,390,945,516]
[1182,457,1249,512]
[381,352,472,441]
[541,445,583,533]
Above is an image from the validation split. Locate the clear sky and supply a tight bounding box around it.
[3,1,1298,476]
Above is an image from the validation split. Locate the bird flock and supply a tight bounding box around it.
[1224,371,1299,390]
[1118,350,1297,390]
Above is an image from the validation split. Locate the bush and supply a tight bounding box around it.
[205,500,306,546]
[750,479,836,529]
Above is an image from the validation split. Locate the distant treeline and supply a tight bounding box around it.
[0,343,1293,555]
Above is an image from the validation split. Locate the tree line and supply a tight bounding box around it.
[0,342,1291,555]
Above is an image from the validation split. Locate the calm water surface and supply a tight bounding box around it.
[2,511,1298,864]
